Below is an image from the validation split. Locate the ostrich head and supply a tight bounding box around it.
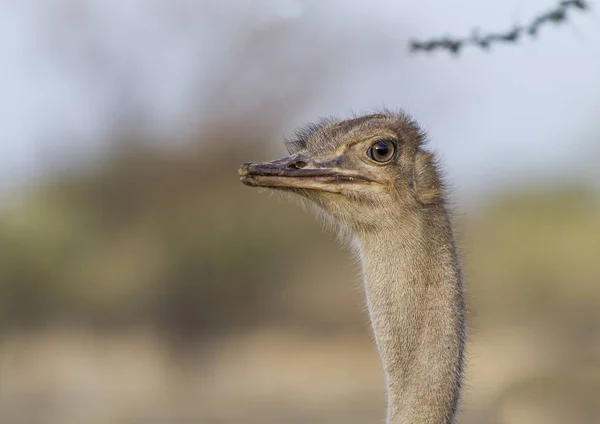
[238,112,444,235]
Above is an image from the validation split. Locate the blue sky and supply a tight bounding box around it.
[2,0,599,202]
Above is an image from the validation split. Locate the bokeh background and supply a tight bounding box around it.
[1,1,599,423]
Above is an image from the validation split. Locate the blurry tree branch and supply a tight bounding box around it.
[410,0,589,55]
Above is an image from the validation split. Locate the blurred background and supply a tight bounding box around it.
[1,1,599,423]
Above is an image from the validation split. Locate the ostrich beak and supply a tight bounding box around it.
[239,155,373,193]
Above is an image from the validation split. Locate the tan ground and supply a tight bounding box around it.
[1,324,598,424]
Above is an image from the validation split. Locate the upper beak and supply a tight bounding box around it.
[238,155,372,193]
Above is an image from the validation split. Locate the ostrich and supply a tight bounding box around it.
[238,111,466,424]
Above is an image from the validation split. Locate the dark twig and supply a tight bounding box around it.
[410,0,589,55]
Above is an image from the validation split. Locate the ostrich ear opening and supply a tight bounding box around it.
[413,151,443,206]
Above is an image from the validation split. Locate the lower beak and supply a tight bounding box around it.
[238,157,371,193]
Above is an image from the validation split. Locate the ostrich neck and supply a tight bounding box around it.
[357,207,466,424]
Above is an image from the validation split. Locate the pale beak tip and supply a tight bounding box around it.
[238,162,252,177]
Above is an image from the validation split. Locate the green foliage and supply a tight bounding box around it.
[1,144,598,337]
[0,145,317,335]
[467,185,600,323]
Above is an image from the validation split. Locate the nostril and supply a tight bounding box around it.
[288,161,307,169]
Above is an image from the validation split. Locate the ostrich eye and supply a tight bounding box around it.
[367,140,396,163]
